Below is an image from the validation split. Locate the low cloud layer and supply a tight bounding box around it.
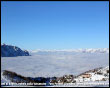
[1,49,109,77]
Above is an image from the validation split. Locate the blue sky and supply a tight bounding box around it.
[1,1,109,50]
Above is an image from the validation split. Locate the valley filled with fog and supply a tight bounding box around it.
[1,49,109,77]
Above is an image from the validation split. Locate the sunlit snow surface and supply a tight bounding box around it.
[1,51,109,77]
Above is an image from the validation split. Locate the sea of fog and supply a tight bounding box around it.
[1,52,109,77]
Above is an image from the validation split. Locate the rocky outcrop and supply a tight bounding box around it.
[1,44,30,57]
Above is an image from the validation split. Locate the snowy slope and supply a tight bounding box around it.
[1,71,12,86]
[1,66,109,87]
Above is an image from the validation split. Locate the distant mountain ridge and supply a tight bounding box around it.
[1,44,30,57]
[30,48,109,55]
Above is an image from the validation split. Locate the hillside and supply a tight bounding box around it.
[1,44,30,57]
[1,66,109,87]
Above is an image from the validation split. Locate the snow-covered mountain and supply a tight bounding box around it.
[30,48,109,53]
[29,48,109,56]
[1,44,30,57]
